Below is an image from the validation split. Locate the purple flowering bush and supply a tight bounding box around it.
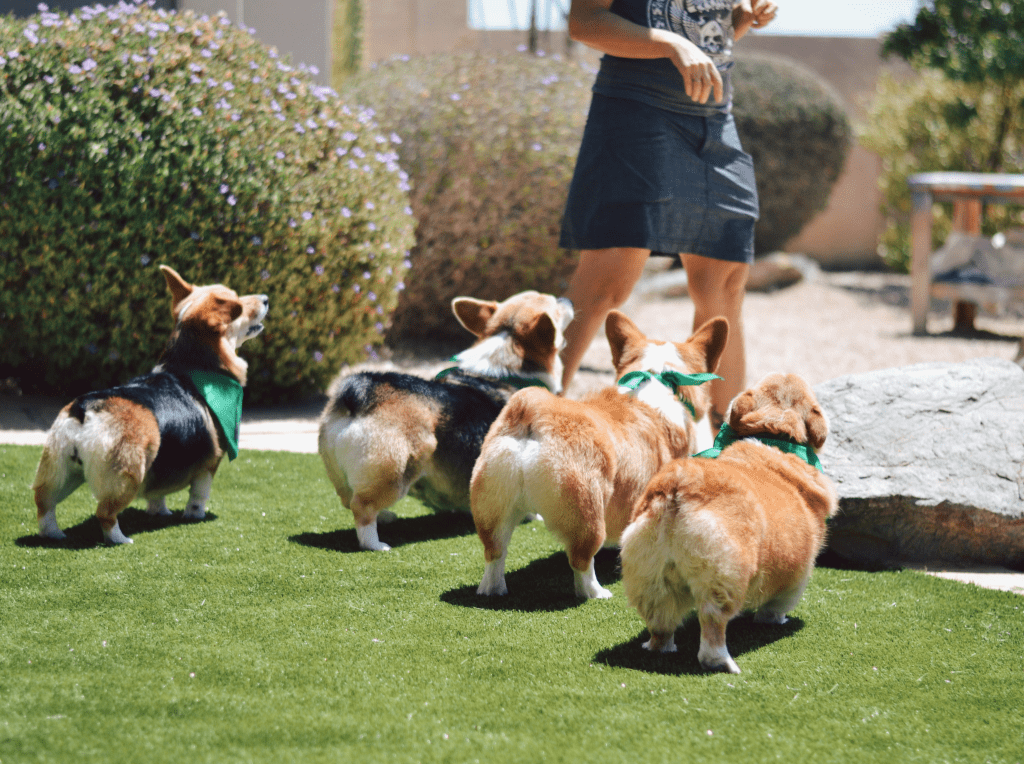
[341,51,589,342]
[0,2,414,402]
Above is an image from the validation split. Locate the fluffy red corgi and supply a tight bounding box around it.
[318,291,574,551]
[32,266,269,545]
[620,373,838,673]
[470,311,728,599]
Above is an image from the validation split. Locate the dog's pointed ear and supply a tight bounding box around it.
[160,265,193,311]
[519,312,556,362]
[452,297,498,338]
[605,311,646,371]
[686,317,729,373]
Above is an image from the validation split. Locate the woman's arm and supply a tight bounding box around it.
[568,0,723,104]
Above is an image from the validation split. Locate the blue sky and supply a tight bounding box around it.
[468,0,921,38]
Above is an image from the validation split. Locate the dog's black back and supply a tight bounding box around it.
[327,370,524,512]
[68,371,216,492]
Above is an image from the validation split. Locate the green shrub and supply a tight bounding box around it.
[859,70,1024,273]
[0,2,414,402]
[732,52,852,256]
[340,50,587,342]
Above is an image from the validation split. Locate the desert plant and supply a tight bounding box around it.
[732,52,853,256]
[859,70,1024,272]
[0,1,414,402]
[340,50,588,342]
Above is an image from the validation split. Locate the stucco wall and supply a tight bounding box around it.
[180,0,332,85]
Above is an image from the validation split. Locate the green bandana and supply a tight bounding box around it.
[616,370,721,419]
[190,370,243,461]
[693,422,822,471]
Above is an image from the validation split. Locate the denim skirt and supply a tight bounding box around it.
[559,94,758,263]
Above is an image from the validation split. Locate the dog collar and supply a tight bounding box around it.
[616,370,721,419]
[694,422,822,471]
[434,364,550,391]
[189,370,243,461]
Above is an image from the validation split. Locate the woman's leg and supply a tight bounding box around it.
[561,247,650,392]
[681,253,749,423]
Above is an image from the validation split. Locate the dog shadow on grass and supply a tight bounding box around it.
[594,613,805,676]
[440,547,623,613]
[290,510,479,554]
[14,507,217,550]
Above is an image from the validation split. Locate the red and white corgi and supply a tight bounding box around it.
[32,266,269,545]
[470,311,728,599]
[318,291,574,551]
[620,373,838,673]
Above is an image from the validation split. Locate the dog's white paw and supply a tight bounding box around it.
[574,562,612,599]
[103,523,134,545]
[146,498,172,516]
[476,579,508,596]
[356,522,390,551]
[38,513,65,539]
[698,643,741,674]
[701,656,741,674]
[183,504,207,520]
[477,560,508,595]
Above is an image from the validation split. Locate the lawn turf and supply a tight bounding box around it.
[1,444,1021,763]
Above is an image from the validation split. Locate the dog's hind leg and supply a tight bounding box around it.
[146,497,171,516]
[754,574,811,625]
[183,470,214,520]
[353,505,390,551]
[696,601,741,674]
[544,493,611,599]
[96,496,135,545]
[474,506,521,595]
[32,449,85,540]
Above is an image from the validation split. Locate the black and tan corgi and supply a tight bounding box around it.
[32,265,269,545]
[318,291,574,551]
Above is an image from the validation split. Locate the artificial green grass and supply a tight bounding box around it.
[1,443,1021,763]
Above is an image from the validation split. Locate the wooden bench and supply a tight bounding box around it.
[909,171,1024,334]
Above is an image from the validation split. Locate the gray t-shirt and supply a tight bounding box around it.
[593,0,736,115]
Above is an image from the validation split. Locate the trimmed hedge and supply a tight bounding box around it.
[341,50,587,342]
[733,52,852,255]
[0,2,414,402]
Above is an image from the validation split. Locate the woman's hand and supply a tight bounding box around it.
[734,0,778,40]
[662,34,723,104]
[567,0,724,104]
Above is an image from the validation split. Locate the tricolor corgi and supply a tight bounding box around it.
[318,291,574,551]
[470,311,729,599]
[620,373,838,673]
[32,266,269,544]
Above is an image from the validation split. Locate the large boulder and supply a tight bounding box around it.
[815,358,1024,569]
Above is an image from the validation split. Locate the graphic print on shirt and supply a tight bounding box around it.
[648,0,735,64]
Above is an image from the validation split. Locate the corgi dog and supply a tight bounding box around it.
[470,311,729,599]
[318,291,574,551]
[620,373,839,674]
[32,266,269,545]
